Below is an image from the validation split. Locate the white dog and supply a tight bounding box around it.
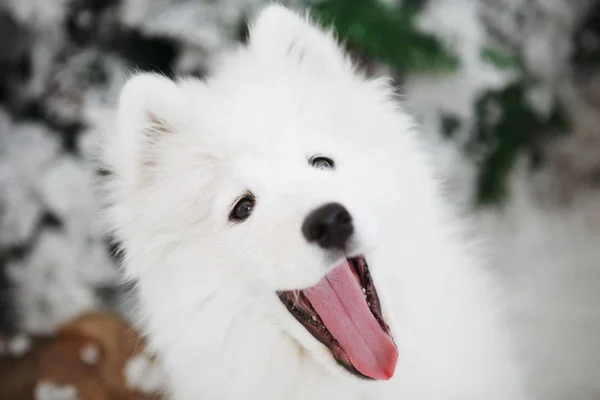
[102,4,530,399]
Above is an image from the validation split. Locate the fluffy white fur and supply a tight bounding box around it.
[102,5,530,399]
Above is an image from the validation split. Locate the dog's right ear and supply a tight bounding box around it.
[113,73,190,187]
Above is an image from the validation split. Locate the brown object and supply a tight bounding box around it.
[0,312,164,400]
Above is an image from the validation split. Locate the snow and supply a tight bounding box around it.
[40,157,93,224]
[7,231,102,333]
[7,333,31,357]
[124,352,167,395]
[2,0,70,30]
[0,121,60,248]
[79,343,100,365]
[34,382,78,400]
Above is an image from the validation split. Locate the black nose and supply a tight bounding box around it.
[302,203,353,251]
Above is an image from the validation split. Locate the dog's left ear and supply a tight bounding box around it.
[248,4,350,74]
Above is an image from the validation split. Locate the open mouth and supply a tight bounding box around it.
[277,256,398,380]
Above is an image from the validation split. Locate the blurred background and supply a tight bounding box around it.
[0,0,599,399]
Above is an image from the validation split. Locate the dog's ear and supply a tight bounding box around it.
[113,73,190,187]
[248,4,350,74]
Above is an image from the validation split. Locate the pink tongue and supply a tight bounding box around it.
[303,261,398,380]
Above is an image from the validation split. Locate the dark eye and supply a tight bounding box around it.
[309,156,334,170]
[229,195,255,223]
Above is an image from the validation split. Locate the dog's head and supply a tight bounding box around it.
[106,4,439,383]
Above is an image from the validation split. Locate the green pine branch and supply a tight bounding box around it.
[470,81,570,206]
[311,0,459,74]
